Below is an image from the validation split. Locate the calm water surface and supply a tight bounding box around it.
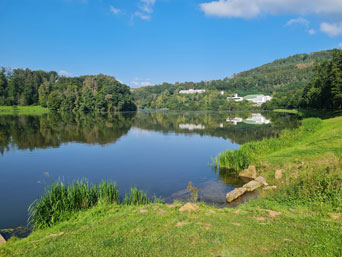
[0,111,300,229]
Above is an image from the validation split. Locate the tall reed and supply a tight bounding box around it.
[123,187,149,205]
[28,179,145,229]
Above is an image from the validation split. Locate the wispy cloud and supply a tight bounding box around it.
[285,17,316,35]
[134,0,156,21]
[320,22,342,37]
[339,42,342,49]
[200,0,342,19]
[110,5,120,15]
[286,17,309,27]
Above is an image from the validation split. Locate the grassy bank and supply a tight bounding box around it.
[1,117,341,256]
[0,106,49,115]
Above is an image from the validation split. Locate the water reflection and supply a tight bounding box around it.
[0,111,301,228]
[226,113,271,125]
[0,111,300,154]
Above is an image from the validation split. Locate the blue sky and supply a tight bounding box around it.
[1,0,342,87]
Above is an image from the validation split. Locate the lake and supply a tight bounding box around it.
[0,111,300,229]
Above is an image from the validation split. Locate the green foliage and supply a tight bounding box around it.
[265,49,342,110]
[133,50,335,110]
[274,165,342,210]
[218,118,322,170]
[123,187,149,205]
[0,69,137,112]
[28,179,120,229]
[28,179,157,229]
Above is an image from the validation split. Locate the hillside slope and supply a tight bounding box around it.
[133,50,334,110]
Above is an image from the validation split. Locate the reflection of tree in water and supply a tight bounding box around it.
[0,113,136,154]
[0,111,301,154]
[133,111,301,144]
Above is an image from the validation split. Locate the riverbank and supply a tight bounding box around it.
[0,106,49,115]
[1,116,341,256]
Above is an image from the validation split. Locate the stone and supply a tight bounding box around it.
[176,221,190,227]
[0,234,6,245]
[179,203,199,212]
[243,180,262,192]
[226,187,247,203]
[255,176,268,186]
[140,209,148,213]
[275,169,283,179]
[267,210,281,218]
[239,165,257,179]
[263,186,277,190]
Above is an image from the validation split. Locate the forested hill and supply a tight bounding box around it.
[133,49,335,110]
[0,69,137,112]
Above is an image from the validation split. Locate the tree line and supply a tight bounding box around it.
[0,68,136,112]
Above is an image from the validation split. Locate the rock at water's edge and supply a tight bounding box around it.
[255,176,268,186]
[226,187,247,203]
[243,180,262,192]
[239,165,257,179]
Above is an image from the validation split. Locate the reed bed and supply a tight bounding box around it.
[216,118,323,171]
[28,180,153,229]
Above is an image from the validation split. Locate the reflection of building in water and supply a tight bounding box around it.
[245,113,271,124]
[226,117,243,125]
[179,124,205,130]
[226,113,270,125]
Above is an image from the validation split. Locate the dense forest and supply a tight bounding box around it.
[0,69,136,112]
[133,49,336,110]
[263,49,342,110]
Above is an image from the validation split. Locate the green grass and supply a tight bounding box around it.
[217,118,323,170]
[1,116,342,257]
[0,106,49,115]
[1,202,341,257]
[273,109,299,114]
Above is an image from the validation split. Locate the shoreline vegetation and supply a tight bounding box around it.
[0,106,49,115]
[1,115,341,256]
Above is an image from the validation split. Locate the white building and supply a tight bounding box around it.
[243,94,272,106]
[179,89,206,94]
[227,93,243,102]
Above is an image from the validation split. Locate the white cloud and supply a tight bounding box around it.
[320,22,342,37]
[339,42,342,49]
[59,70,73,77]
[131,77,152,87]
[134,0,156,20]
[110,5,120,15]
[200,0,342,19]
[308,29,316,35]
[286,17,309,27]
